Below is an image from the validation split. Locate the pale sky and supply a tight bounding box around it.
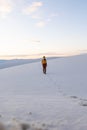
[0,0,87,58]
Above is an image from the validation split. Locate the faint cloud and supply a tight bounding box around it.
[23,1,43,15]
[31,40,40,43]
[31,13,42,19]
[22,1,58,28]
[30,39,40,43]
[0,0,13,18]
[50,13,58,18]
[36,21,46,27]
[36,13,58,28]
[22,38,40,44]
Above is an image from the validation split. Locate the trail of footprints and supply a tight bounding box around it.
[70,95,87,107]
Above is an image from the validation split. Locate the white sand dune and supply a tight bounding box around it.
[0,54,87,130]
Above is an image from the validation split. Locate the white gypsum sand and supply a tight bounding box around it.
[0,54,87,130]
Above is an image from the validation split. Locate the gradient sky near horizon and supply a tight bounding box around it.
[0,0,87,57]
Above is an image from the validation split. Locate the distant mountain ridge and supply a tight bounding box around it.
[0,57,59,69]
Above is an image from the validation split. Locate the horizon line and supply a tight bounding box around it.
[0,51,87,60]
